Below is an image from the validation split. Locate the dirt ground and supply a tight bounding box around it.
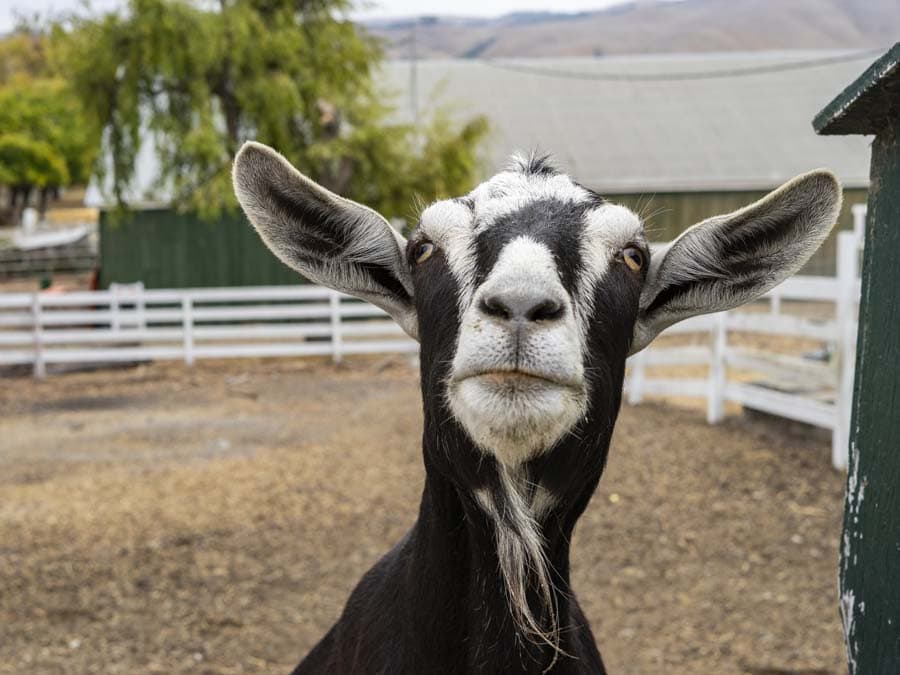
[0,357,846,674]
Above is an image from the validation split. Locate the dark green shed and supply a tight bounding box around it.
[608,187,868,276]
[98,209,300,289]
[815,42,900,674]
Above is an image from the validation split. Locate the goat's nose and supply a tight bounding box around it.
[479,288,565,323]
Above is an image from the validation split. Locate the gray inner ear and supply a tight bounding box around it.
[233,142,418,339]
[259,179,412,304]
[631,170,841,354]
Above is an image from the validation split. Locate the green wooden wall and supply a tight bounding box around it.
[99,209,301,289]
[99,188,868,288]
[608,187,868,276]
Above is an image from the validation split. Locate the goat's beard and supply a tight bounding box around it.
[447,375,587,467]
[475,465,565,661]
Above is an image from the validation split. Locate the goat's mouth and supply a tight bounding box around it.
[456,368,579,391]
[447,367,587,465]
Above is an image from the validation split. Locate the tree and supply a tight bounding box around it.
[0,31,99,224]
[55,0,489,221]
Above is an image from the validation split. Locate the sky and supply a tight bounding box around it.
[0,0,633,32]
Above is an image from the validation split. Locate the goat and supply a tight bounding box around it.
[233,143,840,675]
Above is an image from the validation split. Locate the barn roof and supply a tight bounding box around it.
[380,50,876,192]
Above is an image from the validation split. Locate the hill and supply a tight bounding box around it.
[366,0,900,59]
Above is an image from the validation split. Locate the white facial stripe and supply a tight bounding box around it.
[469,171,590,233]
[419,199,477,312]
[574,203,644,330]
[449,235,586,466]
[583,203,644,249]
[485,236,560,295]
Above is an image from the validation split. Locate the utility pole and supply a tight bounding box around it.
[409,17,419,129]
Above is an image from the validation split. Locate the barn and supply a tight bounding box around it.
[97,49,873,287]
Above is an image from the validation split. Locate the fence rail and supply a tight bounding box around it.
[0,244,97,279]
[0,283,417,377]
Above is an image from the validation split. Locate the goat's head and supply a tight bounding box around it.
[233,142,841,472]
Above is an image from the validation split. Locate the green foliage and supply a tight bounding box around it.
[0,32,99,193]
[56,0,490,220]
[0,32,48,83]
[0,134,69,187]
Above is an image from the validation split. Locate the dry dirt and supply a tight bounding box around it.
[0,357,846,674]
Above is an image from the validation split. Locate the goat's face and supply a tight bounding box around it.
[233,143,842,468]
[412,160,646,465]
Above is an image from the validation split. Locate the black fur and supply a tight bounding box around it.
[474,198,593,292]
[291,204,645,675]
[517,152,559,177]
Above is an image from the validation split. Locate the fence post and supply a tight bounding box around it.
[770,289,782,316]
[135,282,146,333]
[182,295,195,366]
[110,283,121,332]
[626,349,646,405]
[707,312,727,424]
[30,292,46,379]
[833,231,858,471]
[330,291,343,364]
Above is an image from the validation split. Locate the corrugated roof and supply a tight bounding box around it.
[380,51,874,191]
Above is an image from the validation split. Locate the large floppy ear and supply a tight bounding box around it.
[630,170,841,354]
[233,142,418,340]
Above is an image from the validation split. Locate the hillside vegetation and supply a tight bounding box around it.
[368,0,899,59]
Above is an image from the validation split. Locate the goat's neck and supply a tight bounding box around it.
[401,420,601,670]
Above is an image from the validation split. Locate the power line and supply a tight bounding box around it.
[478,48,886,82]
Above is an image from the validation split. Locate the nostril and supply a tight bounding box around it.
[526,298,564,322]
[479,294,512,320]
[479,292,565,323]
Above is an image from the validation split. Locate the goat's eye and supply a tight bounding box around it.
[414,242,435,264]
[623,247,644,273]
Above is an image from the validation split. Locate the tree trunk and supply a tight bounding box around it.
[38,187,50,221]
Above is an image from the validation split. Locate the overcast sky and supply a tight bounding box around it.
[0,0,633,32]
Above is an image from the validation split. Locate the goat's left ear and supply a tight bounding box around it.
[233,142,418,340]
[630,170,841,355]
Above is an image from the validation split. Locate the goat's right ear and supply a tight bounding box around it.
[233,142,418,340]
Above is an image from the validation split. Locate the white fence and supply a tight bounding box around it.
[0,284,417,376]
[625,222,864,471]
[0,209,865,471]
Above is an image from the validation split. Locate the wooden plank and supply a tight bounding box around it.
[193,343,334,359]
[660,315,716,334]
[725,382,836,430]
[641,346,710,366]
[814,43,900,136]
[838,129,900,673]
[769,275,839,300]
[726,312,838,340]
[816,43,900,674]
[0,295,32,309]
[0,350,38,365]
[38,346,186,363]
[340,340,418,355]
[632,378,708,399]
[190,304,332,322]
[725,348,836,389]
[98,209,302,289]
